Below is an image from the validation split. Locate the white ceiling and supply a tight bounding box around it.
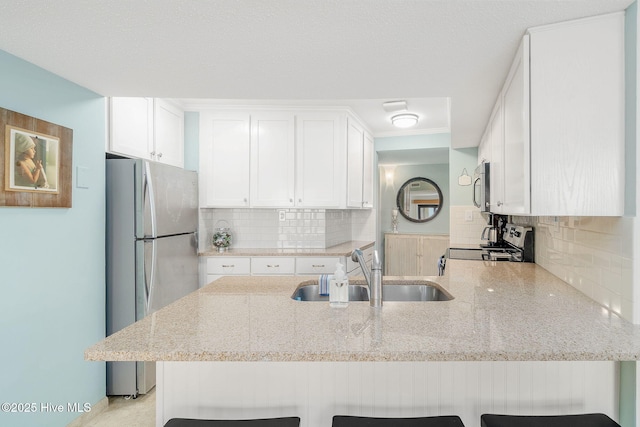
[0,0,633,147]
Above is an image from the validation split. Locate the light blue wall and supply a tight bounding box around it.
[376,133,450,152]
[0,50,106,427]
[380,163,450,235]
[449,147,479,206]
[626,1,637,217]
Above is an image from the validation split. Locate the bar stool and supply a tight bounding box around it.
[164,417,301,427]
[332,415,466,427]
[480,413,620,427]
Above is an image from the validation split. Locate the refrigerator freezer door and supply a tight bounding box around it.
[142,161,198,238]
[142,233,199,315]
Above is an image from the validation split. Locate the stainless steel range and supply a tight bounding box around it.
[448,222,534,263]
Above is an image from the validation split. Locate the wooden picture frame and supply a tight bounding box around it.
[0,107,73,208]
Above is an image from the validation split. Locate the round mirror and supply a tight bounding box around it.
[396,177,443,223]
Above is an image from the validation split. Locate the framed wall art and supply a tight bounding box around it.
[0,107,73,208]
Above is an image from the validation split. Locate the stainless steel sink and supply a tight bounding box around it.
[291,280,453,302]
[381,282,452,301]
[290,284,369,301]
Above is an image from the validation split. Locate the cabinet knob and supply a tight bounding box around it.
[157,152,163,158]
[298,198,302,203]
[289,198,293,203]
[150,151,156,156]
[497,201,503,207]
[244,198,248,203]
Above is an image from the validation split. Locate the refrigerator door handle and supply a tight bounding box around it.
[144,239,157,314]
[144,161,158,238]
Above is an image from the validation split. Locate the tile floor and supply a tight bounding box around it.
[82,389,155,427]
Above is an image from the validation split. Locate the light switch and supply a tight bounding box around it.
[278,210,286,222]
[76,166,89,189]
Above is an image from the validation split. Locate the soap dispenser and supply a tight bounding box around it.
[329,262,349,308]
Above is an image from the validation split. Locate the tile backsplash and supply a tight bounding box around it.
[449,208,635,322]
[200,208,375,251]
[449,205,489,247]
[531,216,634,322]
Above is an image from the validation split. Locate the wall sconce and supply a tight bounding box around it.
[383,165,396,187]
[458,168,472,186]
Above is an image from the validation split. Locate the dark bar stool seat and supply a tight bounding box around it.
[480,413,620,427]
[164,417,300,427]
[332,415,466,427]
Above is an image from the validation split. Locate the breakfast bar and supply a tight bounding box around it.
[86,260,640,426]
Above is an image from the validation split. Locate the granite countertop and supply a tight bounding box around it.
[199,240,374,257]
[85,260,640,362]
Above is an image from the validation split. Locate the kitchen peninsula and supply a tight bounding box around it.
[86,260,640,427]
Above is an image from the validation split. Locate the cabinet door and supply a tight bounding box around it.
[418,236,449,276]
[295,257,343,275]
[501,35,530,215]
[488,102,504,213]
[250,113,295,207]
[478,129,491,165]
[109,97,153,160]
[529,13,624,216]
[346,118,364,208]
[362,131,374,208]
[295,113,346,208]
[154,99,184,168]
[199,113,250,207]
[384,235,419,276]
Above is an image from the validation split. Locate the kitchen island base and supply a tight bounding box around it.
[156,361,618,427]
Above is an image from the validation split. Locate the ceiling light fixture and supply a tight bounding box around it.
[391,113,419,128]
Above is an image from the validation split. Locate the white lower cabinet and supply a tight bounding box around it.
[295,257,342,275]
[204,255,359,282]
[251,257,295,275]
[205,257,251,284]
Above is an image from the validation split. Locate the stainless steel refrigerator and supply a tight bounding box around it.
[106,158,198,397]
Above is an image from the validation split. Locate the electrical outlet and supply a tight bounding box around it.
[464,210,473,222]
[278,210,286,222]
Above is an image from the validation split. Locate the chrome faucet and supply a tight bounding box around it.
[351,249,382,307]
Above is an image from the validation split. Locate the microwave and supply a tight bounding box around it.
[473,162,490,212]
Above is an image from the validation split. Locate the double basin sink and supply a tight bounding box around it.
[291,279,453,302]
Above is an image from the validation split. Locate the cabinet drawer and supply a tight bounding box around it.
[346,246,374,273]
[295,257,343,275]
[206,257,251,275]
[251,257,295,275]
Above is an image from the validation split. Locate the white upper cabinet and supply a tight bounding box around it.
[362,131,374,208]
[109,97,185,167]
[198,109,359,209]
[528,13,624,216]
[250,113,295,207]
[154,99,185,168]
[109,97,154,160]
[347,117,374,208]
[500,34,530,215]
[347,118,364,207]
[199,113,250,208]
[295,112,346,208]
[488,101,504,213]
[484,13,624,216]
